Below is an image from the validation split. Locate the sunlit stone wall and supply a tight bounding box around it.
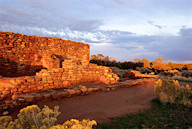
[0,32,89,77]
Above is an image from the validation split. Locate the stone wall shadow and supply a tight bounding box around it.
[0,57,47,77]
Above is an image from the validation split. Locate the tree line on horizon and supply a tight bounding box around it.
[90,54,192,71]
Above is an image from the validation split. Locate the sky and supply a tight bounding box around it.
[0,0,192,63]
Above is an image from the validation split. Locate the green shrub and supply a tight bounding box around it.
[182,70,192,78]
[0,105,60,129]
[136,67,152,74]
[51,119,97,129]
[0,105,97,129]
[177,84,192,105]
[0,116,14,129]
[154,79,192,106]
[167,75,192,82]
[110,67,130,78]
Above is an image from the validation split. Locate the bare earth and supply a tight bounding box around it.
[36,82,157,124]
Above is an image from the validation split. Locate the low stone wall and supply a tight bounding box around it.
[131,70,159,78]
[0,78,156,115]
[0,62,119,99]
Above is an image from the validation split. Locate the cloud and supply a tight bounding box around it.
[105,0,125,5]
[147,20,166,29]
[179,27,192,37]
[0,7,103,32]
[90,42,159,61]
[0,0,104,32]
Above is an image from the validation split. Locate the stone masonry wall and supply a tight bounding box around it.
[0,32,89,77]
[0,61,119,99]
[0,32,120,110]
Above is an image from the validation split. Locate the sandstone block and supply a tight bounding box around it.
[18,98,26,103]
[93,87,99,91]
[23,94,35,102]
[67,89,77,95]
[101,87,107,92]
[88,88,94,92]
[12,94,20,100]
[43,93,51,99]
[61,91,69,97]
[80,88,87,93]
[76,90,81,95]
[37,86,44,91]
[5,99,12,104]
[51,93,60,100]
[23,89,31,93]
[2,90,11,95]
[11,88,18,94]
[34,93,44,101]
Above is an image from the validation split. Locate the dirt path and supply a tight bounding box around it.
[36,82,157,124]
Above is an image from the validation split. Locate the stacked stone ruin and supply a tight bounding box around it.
[0,32,119,111]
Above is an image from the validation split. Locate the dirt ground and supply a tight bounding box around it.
[36,82,157,124]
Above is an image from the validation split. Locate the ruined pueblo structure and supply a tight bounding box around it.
[0,32,119,111]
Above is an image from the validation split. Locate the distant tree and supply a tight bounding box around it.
[97,54,104,60]
[187,64,192,70]
[104,56,109,62]
[167,62,174,69]
[109,57,117,62]
[151,58,166,70]
[155,58,165,64]
[133,58,141,62]
[90,54,143,70]
[141,58,151,68]
[90,55,97,60]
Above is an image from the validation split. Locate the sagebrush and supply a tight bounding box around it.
[154,79,192,106]
[0,105,96,129]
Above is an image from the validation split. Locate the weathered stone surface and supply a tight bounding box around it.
[18,98,25,103]
[3,111,9,115]
[80,88,87,93]
[0,32,90,77]
[12,95,20,100]
[34,93,44,101]
[4,99,12,104]
[88,88,94,92]
[101,88,107,92]
[0,79,14,88]
[93,87,99,91]
[51,91,63,99]
[67,89,77,95]
[22,94,35,103]
[76,90,81,95]
[61,91,69,97]
[43,93,51,99]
